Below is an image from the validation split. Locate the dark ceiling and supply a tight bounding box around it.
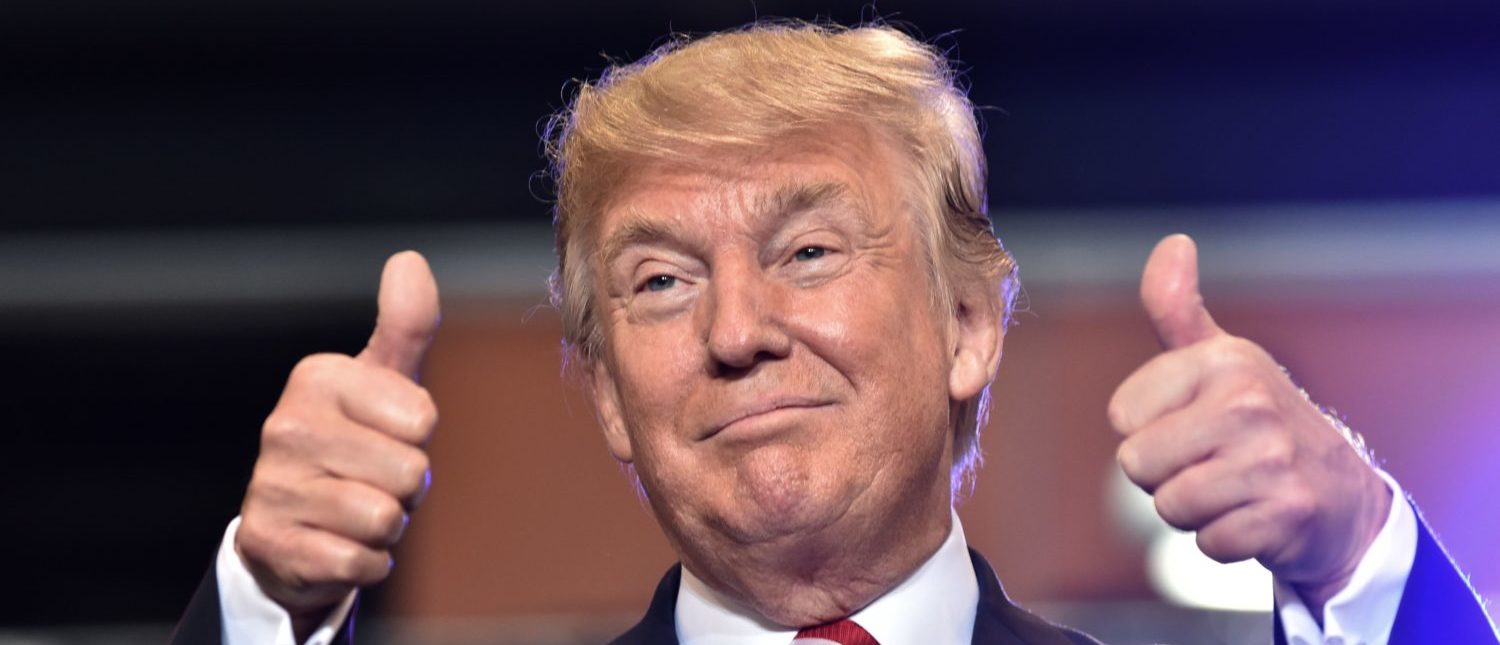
[5,1,1498,233]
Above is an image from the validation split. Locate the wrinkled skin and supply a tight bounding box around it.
[586,127,1005,626]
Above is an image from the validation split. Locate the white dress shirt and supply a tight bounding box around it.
[218,477,1418,645]
[675,509,979,645]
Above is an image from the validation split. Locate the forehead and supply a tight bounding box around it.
[590,127,909,246]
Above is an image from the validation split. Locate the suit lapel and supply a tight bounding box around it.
[609,564,683,645]
[969,549,1097,645]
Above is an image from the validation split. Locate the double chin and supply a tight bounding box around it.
[661,470,950,627]
[677,516,902,627]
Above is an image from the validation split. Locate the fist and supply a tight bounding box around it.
[235,251,441,620]
[1108,235,1392,609]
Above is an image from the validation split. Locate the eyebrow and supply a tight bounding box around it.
[599,216,679,272]
[597,181,862,270]
[754,181,856,225]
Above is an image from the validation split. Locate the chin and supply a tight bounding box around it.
[723,500,828,545]
[721,450,856,543]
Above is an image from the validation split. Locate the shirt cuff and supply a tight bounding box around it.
[216,516,359,645]
[1274,469,1417,645]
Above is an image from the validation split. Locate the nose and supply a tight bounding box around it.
[702,262,792,375]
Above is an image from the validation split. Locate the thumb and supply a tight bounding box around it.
[356,251,441,378]
[1141,234,1224,349]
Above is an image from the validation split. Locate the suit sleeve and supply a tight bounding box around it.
[1385,507,1499,642]
[170,561,230,645]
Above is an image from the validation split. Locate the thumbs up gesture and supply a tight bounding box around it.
[1109,235,1392,611]
[235,252,441,625]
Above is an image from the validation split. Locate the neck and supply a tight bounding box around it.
[674,491,953,627]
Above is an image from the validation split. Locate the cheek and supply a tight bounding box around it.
[610,322,702,442]
[792,271,955,444]
[792,275,947,381]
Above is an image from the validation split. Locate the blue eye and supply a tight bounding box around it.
[793,246,827,261]
[642,275,677,292]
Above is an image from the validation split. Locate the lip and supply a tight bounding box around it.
[702,397,834,441]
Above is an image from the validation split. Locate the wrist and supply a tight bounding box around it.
[234,535,347,628]
[1293,470,1394,616]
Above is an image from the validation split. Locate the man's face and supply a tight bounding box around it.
[586,127,987,594]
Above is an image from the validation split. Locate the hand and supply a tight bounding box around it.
[234,251,441,630]
[1108,234,1392,612]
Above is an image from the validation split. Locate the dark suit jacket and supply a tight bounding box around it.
[173,516,1495,644]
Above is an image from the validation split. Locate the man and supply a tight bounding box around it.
[173,23,1496,644]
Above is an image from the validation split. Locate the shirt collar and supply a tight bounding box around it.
[675,509,979,645]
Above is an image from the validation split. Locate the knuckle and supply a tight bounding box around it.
[1254,435,1297,472]
[1114,442,1135,472]
[332,546,391,586]
[328,543,370,583]
[262,414,312,449]
[1206,336,1258,372]
[1151,492,1177,525]
[367,497,406,540]
[1106,398,1133,434]
[1153,490,1190,529]
[327,552,357,583]
[1195,529,1238,563]
[1225,386,1279,425]
[1115,443,1145,482]
[1116,444,1161,494]
[290,353,350,387]
[402,388,439,442]
[367,551,395,585]
[396,452,432,499]
[1196,525,1256,564]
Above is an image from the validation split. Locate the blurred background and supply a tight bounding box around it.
[3,1,1498,643]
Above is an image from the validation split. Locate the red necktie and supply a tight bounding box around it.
[793,618,880,645]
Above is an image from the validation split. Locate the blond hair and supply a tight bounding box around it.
[544,21,1018,491]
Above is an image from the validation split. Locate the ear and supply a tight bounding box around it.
[589,359,636,463]
[948,282,1005,402]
